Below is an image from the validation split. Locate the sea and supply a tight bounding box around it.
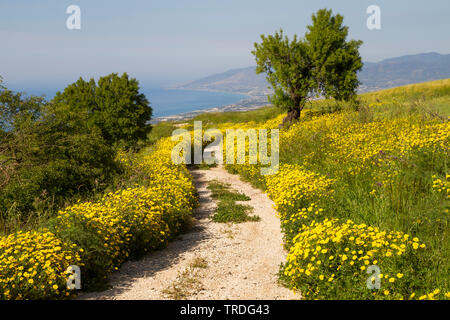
[144,89,246,117]
[20,87,246,118]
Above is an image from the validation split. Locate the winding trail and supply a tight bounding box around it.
[79,166,298,300]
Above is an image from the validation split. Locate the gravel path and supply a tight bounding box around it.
[78,166,298,300]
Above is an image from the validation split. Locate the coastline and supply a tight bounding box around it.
[150,94,270,123]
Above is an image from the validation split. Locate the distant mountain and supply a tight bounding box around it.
[172,52,450,95]
[171,67,269,97]
[358,52,450,92]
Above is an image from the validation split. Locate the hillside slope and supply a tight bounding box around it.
[172,52,450,95]
[171,66,269,96]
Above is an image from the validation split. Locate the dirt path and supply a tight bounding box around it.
[78,166,298,300]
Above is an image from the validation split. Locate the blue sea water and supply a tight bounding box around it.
[19,87,246,118]
[144,89,246,117]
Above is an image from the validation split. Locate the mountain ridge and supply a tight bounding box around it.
[172,52,450,95]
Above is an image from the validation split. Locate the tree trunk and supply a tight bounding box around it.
[280,107,301,128]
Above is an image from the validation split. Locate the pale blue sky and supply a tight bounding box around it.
[1,0,449,91]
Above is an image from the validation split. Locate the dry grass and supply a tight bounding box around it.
[163,257,208,299]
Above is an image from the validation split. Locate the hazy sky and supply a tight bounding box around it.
[1,0,450,92]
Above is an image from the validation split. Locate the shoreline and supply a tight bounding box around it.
[150,94,270,123]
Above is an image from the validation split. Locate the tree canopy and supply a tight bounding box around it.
[252,8,363,124]
[0,81,119,218]
[52,72,152,148]
[0,73,153,223]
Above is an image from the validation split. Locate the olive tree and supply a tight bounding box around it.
[253,9,363,125]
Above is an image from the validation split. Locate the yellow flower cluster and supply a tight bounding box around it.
[215,113,285,132]
[280,112,347,144]
[327,116,449,173]
[432,174,450,200]
[266,164,334,216]
[416,289,449,300]
[267,113,447,299]
[0,230,82,299]
[218,106,449,299]
[0,137,197,299]
[115,149,134,171]
[283,203,323,225]
[281,112,450,178]
[220,116,283,188]
[284,218,426,298]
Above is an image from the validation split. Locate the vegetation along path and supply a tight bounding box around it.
[79,166,297,300]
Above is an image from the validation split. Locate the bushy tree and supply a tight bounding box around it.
[52,72,152,148]
[0,80,120,222]
[0,80,45,193]
[1,72,153,224]
[0,79,44,133]
[253,8,363,125]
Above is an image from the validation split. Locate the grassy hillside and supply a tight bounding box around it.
[361,78,450,116]
[183,79,450,130]
[186,79,449,300]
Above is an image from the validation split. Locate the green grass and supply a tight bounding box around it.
[189,163,218,170]
[207,180,259,223]
[212,201,259,223]
[147,121,178,145]
[187,105,284,129]
[208,180,251,201]
[362,79,450,105]
[302,79,450,119]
